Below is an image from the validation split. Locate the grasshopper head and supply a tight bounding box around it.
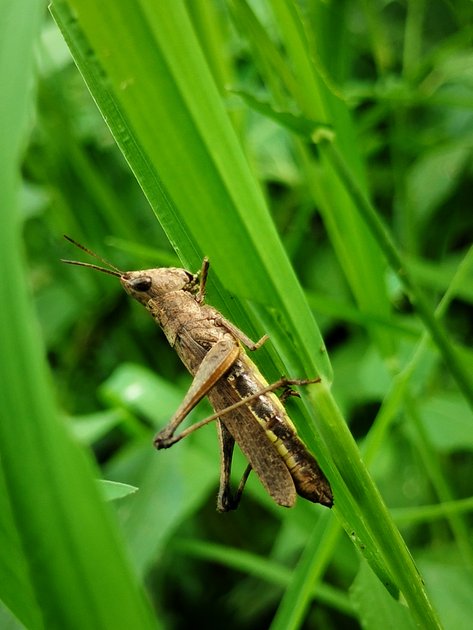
[121,268,195,305]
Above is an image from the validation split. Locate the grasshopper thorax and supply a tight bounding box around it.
[121,268,196,305]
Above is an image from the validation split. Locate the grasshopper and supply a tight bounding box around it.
[62,236,333,511]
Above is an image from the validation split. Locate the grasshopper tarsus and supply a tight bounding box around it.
[279,387,300,404]
[153,434,174,450]
[253,334,269,350]
[217,463,252,512]
[217,485,239,512]
[217,493,239,513]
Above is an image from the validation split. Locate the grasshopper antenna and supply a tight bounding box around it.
[61,235,123,278]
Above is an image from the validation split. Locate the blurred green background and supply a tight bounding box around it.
[2,1,473,629]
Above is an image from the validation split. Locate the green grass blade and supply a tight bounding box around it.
[173,538,354,617]
[270,513,340,630]
[0,3,156,628]
[350,561,417,630]
[324,141,473,413]
[231,0,396,359]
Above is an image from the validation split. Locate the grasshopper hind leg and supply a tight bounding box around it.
[216,420,252,512]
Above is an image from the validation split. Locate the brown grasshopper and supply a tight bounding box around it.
[62,236,333,511]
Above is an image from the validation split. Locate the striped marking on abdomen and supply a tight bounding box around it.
[225,359,309,474]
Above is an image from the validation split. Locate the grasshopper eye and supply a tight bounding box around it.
[130,277,152,292]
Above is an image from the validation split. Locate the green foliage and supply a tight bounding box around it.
[2,0,472,628]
